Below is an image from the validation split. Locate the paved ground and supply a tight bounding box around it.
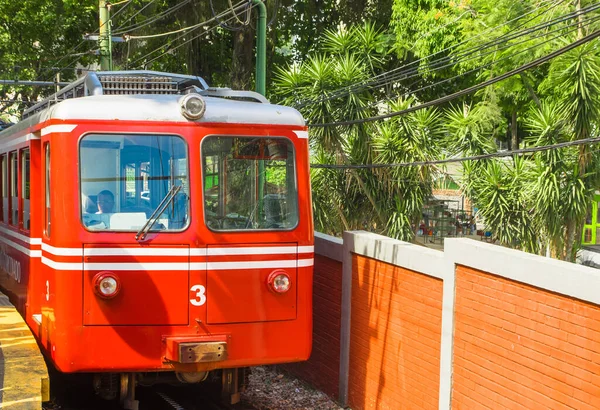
[0,293,49,409]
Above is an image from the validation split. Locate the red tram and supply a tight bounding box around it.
[0,71,313,407]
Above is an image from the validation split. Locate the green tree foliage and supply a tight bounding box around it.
[386,0,600,260]
[0,0,96,119]
[274,24,445,240]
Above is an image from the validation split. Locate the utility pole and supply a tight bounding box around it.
[253,0,266,96]
[253,0,267,221]
[99,0,112,70]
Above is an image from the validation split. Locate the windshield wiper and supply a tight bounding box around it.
[135,185,182,241]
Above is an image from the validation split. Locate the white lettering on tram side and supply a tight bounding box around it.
[0,248,21,283]
[190,285,206,306]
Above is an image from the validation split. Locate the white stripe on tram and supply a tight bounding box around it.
[0,240,315,270]
[41,124,77,135]
[41,243,82,256]
[0,133,41,152]
[84,247,190,257]
[207,246,298,256]
[0,235,41,257]
[293,130,309,139]
[298,258,314,267]
[37,244,313,257]
[85,262,191,271]
[0,226,39,245]
[39,259,314,271]
[41,257,82,271]
[207,260,297,270]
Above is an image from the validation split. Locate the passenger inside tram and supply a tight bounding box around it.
[80,134,189,232]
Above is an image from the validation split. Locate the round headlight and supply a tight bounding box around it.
[267,270,291,294]
[180,94,206,120]
[93,272,121,299]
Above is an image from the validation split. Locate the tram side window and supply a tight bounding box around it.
[10,152,17,226]
[1,154,6,224]
[201,136,299,231]
[21,149,30,230]
[45,144,50,237]
[80,134,190,232]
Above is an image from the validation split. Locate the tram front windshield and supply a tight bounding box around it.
[202,136,298,231]
[80,134,189,232]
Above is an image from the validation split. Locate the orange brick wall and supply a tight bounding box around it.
[283,254,342,398]
[348,254,443,410]
[452,265,600,410]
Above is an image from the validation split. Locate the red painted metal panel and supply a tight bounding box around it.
[82,244,189,326]
[206,243,297,324]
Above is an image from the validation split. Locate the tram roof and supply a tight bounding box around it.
[0,71,305,138]
[51,94,303,125]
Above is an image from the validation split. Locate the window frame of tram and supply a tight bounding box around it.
[44,143,51,238]
[78,133,191,233]
[201,135,299,232]
[21,148,30,231]
[0,154,6,224]
[9,151,17,227]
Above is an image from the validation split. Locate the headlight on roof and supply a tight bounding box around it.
[180,93,206,120]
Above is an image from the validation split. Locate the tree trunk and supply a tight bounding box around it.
[511,111,518,151]
[231,27,254,90]
[565,219,577,262]
[520,74,542,109]
[577,0,584,39]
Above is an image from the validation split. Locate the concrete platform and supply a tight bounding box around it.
[0,293,49,409]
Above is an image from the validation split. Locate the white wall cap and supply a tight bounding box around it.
[345,230,444,280]
[445,238,600,305]
[314,232,343,262]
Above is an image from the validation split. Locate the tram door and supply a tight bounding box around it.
[201,136,300,323]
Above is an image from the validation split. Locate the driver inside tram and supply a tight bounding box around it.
[96,190,115,214]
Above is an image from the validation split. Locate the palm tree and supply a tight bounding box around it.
[537,41,600,260]
[273,23,445,240]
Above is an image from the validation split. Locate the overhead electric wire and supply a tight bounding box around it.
[350,13,600,117]
[308,27,600,128]
[368,3,600,92]
[303,5,595,110]
[111,0,158,33]
[41,1,187,78]
[209,0,252,31]
[128,2,248,66]
[108,0,135,23]
[130,2,257,68]
[38,0,133,81]
[109,0,131,6]
[295,0,577,108]
[309,136,600,169]
[126,0,246,39]
[0,100,37,106]
[113,0,191,35]
[318,8,600,122]
[295,0,569,108]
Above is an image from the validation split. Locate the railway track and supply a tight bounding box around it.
[43,385,255,410]
[43,373,257,410]
[142,385,257,410]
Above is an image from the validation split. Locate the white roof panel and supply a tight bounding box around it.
[40,94,305,126]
